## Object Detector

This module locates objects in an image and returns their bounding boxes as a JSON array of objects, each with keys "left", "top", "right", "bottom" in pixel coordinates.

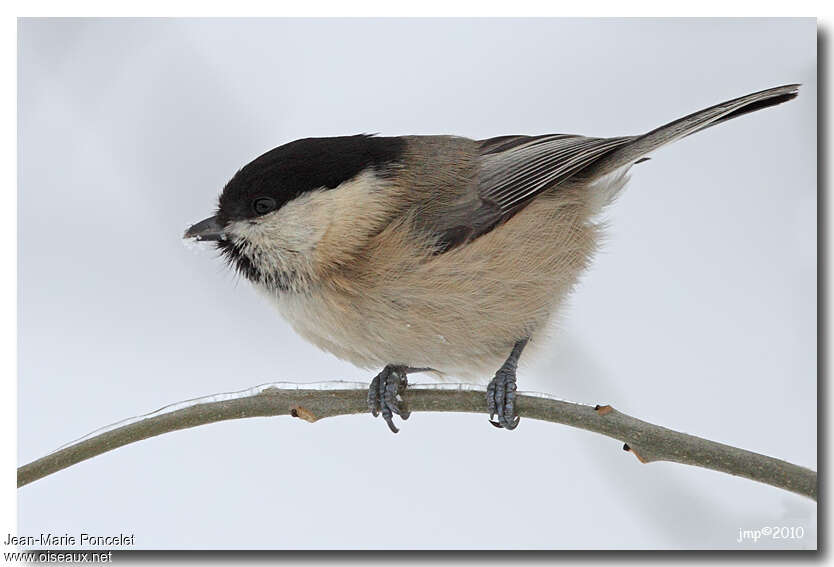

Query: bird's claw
[
  {"left": 367, "top": 365, "right": 410, "bottom": 433},
  {"left": 487, "top": 365, "right": 520, "bottom": 430}
]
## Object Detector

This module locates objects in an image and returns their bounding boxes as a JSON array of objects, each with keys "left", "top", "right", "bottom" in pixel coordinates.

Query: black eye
[{"left": 252, "top": 197, "right": 277, "bottom": 216}]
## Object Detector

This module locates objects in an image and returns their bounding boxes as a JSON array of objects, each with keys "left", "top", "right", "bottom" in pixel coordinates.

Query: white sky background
[{"left": 17, "top": 18, "right": 816, "bottom": 550}]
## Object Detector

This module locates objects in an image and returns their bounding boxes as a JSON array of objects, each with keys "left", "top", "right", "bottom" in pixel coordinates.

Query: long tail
[{"left": 581, "top": 84, "right": 800, "bottom": 180}]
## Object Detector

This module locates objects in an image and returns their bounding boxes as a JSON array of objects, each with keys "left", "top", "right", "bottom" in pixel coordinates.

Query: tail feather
[{"left": 580, "top": 84, "right": 800, "bottom": 180}]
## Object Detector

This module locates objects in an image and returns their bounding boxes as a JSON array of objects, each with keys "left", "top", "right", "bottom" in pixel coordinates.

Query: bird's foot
[
  {"left": 487, "top": 339, "right": 528, "bottom": 430},
  {"left": 487, "top": 364, "right": 519, "bottom": 430},
  {"left": 368, "top": 365, "right": 410, "bottom": 433}
]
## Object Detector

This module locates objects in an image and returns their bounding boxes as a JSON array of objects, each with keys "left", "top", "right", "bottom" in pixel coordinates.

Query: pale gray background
[{"left": 18, "top": 18, "right": 816, "bottom": 549}]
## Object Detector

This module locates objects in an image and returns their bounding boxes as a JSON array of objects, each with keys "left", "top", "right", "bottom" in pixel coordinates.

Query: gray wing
[
  {"left": 428, "top": 134, "right": 633, "bottom": 253},
  {"left": 429, "top": 133, "right": 632, "bottom": 252},
  {"left": 477, "top": 133, "right": 633, "bottom": 216},
  {"left": 477, "top": 85, "right": 800, "bottom": 211},
  {"left": 432, "top": 84, "right": 800, "bottom": 252}
]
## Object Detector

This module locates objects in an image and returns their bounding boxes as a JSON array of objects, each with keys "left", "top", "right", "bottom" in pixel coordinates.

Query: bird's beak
[{"left": 184, "top": 215, "right": 227, "bottom": 241}]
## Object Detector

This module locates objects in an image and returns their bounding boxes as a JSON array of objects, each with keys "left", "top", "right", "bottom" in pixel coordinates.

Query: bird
[{"left": 184, "top": 84, "right": 800, "bottom": 433}]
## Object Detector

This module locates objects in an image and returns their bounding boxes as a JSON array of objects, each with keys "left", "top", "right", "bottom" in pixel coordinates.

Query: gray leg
[
  {"left": 487, "top": 339, "right": 529, "bottom": 430},
  {"left": 367, "top": 365, "right": 410, "bottom": 433}
]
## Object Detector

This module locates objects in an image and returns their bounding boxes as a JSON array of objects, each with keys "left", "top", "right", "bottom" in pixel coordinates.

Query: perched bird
[{"left": 185, "top": 84, "right": 799, "bottom": 433}]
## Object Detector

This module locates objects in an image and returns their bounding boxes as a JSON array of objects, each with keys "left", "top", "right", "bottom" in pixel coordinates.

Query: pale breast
[{"left": 258, "top": 183, "right": 609, "bottom": 381}]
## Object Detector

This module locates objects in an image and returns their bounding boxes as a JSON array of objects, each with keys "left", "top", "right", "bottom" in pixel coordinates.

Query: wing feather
[{"left": 478, "top": 134, "right": 633, "bottom": 215}]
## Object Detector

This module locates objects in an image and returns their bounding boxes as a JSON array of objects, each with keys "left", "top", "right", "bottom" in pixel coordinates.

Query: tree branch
[{"left": 17, "top": 382, "right": 817, "bottom": 500}]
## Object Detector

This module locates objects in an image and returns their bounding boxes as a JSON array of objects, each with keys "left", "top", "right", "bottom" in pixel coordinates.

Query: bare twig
[{"left": 17, "top": 382, "right": 817, "bottom": 500}]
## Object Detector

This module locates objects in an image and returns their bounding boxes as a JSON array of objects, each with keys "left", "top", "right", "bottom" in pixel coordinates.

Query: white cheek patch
[
  {"left": 222, "top": 190, "right": 334, "bottom": 288},
  {"left": 228, "top": 191, "right": 326, "bottom": 251},
  {"left": 222, "top": 170, "right": 388, "bottom": 289}
]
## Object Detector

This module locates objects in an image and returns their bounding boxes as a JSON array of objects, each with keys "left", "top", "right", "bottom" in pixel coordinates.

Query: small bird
[{"left": 185, "top": 84, "right": 799, "bottom": 433}]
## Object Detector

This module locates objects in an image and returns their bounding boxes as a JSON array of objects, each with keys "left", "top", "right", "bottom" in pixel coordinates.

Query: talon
[
  {"left": 486, "top": 339, "right": 528, "bottom": 430},
  {"left": 384, "top": 416, "right": 400, "bottom": 434},
  {"left": 367, "top": 365, "right": 409, "bottom": 433},
  {"left": 487, "top": 369, "right": 517, "bottom": 429}
]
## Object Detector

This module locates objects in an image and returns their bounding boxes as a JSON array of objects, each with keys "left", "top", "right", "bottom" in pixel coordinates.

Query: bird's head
[{"left": 184, "top": 135, "right": 405, "bottom": 292}]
